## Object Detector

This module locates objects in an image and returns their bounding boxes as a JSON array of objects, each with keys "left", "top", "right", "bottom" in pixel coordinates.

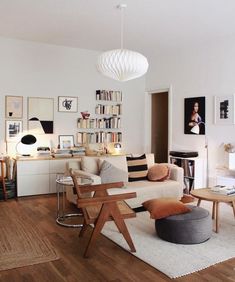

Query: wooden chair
[
  {"left": 0, "top": 160, "right": 7, "bottom": 200},
  {"left": 70, "top": 169, "right": 137, "bottom": 258}
]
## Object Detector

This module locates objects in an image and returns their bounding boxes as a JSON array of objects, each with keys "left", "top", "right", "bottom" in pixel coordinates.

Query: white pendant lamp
[{"left": 96, "top": 4, "right": 149, "bottom": 82}]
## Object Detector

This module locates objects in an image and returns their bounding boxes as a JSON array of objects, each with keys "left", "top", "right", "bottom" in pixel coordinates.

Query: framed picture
[
  {"left": 184, "top": 96, "right": 206, "bottom": 135},
  {"left": 58, "top": 96, "right": 78, "bottom": 112},
  {"left": 5, "top": 120, "right": 23, "bottom": 141},
  {"left": 28, "top": 97, "right": 54, "bottom": 134},
  {"left": 5, "top": 96, "right": 23, "bottom": 118},
  {"left": 214, "top": 95, "right": 235, "bottom": 125},
  {"left": 59, "top": 135, "right": 74, "bottom": 149}
]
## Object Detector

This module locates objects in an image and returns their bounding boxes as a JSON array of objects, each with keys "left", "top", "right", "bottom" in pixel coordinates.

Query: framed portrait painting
[
  {"left": 58, "top": 96, "right": 78, "bottom": 112},
  {"left": 59, "top": 135, "right": 74, "bottom": 149},
  {"left": 214, "top": 95, "right": 235, "bottom": 125},
  {"left": 5, "top": 96, "right": 23, "bottom": 118},
  {"left": 184, "top": 96, "right": 206, "bottom": 135},
  {"left": 28, "top": 97, "right": 54, "bottom": 134},
  {"left": 5, "top": 120, "right": 23, "bottom": 141}
]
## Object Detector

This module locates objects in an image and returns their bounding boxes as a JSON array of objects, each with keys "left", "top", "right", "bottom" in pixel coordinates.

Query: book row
[
  {"left": 96, "top": 90, "right": 122, "bottom": 102},
  {"left": 77, "top": 117, "right": 121, "bottom": 129},
  {"left": 95, "top": 104, "right": 122, "bottom": 115},
  {"left": 77, "top": 132, "right": 122, "bottom": 144}
]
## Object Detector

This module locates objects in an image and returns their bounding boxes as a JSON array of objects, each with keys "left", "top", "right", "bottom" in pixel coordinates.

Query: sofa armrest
[{"left": 157, "top": 163, "right": 184, "bottom": 189}]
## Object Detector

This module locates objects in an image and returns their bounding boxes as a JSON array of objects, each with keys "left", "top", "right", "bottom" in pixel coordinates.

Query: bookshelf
[
  {"left": 77, "top": 90, "right": 122, "bottom": 145},
  {"left": 169, "top": 156, "right": 205, "bottom": 193}
]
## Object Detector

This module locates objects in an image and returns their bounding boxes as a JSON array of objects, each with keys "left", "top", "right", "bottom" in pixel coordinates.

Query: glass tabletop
[{"left": 56, "top": 175, "right": 93, "bottom": 186}]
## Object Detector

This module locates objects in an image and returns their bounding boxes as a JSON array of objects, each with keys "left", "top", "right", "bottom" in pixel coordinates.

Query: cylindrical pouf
[{"left": 155, "top": 205, "right": 212, "bottom": 244}]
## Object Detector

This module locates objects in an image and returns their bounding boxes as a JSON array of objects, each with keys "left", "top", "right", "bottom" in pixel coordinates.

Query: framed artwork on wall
[
  {"left": 59, "top": 135, "right": 74, "bottom": 149},
  {"left": 5, "top": 96, "right": 23, "bottom": 118},
  {"left": 5, "top": 120, "right": 23, "bottom": 141},
  {"left": 184, "top": 96, "right": 206, "bottom": 135},
  {"left": 214, "top": 95, "right": 235, "bottom": 125},
  {"left": 58, "top": 96, "right": 78, "bottom": 112},
  {"left": 28, "top": 97, "right": 54, "bottom": 134}
]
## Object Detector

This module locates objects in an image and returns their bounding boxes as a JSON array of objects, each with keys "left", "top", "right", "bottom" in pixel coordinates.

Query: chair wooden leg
[
  {"left": 84, "top": 204, "right": 110, "bottom": 258},
  {"left": 79, "top": 219, "right": 88, "bottom": 237},
  {"left": 110, "top": 203, "right": 136, "bottom": 253}
]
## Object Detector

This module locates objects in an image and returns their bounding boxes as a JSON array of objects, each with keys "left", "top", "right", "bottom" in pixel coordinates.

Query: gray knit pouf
[{"left": 155, "top": 205, "right": 212, "bottom": 244}]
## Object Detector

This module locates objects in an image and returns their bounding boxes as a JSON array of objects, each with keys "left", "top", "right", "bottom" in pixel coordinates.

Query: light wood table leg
[
  {"left": 232, "top": 201, "right": 235, "bottom": 218},
  {"left": 197, "top": 199, "right": 201, "bottom": 207},
  {"left": 215, "top": 201, "right": 219, "bottom": 233},
  {"left": 212, "top": 201, "right": 216, "bottom": 220}
]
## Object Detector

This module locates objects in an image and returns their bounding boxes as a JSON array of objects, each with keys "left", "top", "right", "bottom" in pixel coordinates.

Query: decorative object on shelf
[
  {"left": 58, "top": 135, "right": 74, "bottom": 149},
  {"left": 5, "top": 96, "right": 23, "bottom": 118},
  {"left": 16, "top": 134, "right": 37, "bottom": 156},
  {"left": 96, "top": 4, "right": 148, "bottom": 82},
  {"left": 80, "top": 111, "right": 90, "bottom": 119},
  {"left": 224, "top": 143, "right": 235, "bottom": 153},
  {"left": 214, "top": 95, "right": 235, "bottom": 125},
  {"left": 58, "top": 96, "right": 78, "bottom": 113},
  {"left": 28, "top": 97, "right": 54, "bottom": 134},
  {"left": 5, "top": 120, "right": 23, "bottom": 141},
  {"left": 184, "top": 97, "right": 206, "bottom": 135}
]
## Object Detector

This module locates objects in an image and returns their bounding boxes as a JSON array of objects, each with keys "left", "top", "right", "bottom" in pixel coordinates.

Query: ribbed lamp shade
[{"left": 97, "top": 49, "right": 149, "bottom": 82}]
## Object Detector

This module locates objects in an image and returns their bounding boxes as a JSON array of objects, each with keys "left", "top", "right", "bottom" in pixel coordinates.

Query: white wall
[
  {"left": 0, "top": 37, "right": 146, "bottom": 156},
  {"left": 146, "top": 39, "right": 235, "bottom": 183}
]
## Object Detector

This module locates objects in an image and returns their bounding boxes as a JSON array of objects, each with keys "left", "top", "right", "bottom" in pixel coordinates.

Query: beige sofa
[{"left": 66, "top": 153, "right": 184, "bottom": 208}]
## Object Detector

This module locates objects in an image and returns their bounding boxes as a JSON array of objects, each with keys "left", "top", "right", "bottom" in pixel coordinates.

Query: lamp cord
[{"left": 118, "top": 4, "right": 127, "bottom": 50}]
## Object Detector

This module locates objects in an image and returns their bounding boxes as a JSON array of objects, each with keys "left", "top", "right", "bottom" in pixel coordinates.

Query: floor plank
[{"left": 0, "top": 195, "right": 235, "bottom": 282}]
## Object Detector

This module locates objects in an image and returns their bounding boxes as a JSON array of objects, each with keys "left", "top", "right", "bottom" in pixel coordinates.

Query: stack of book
[{"left": 211, "top": 185, "right": 235, "bottom": 196}]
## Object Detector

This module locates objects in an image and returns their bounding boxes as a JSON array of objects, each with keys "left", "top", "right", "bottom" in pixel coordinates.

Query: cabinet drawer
[
  {"left": 49, "top": 159, "right": 67, "bottom": 174},
  {"left": 17, "top": 160, "right": 49, "bottom": 175},
  {"left": 17, "top": 175, "right": 50, "bottom": 196}
]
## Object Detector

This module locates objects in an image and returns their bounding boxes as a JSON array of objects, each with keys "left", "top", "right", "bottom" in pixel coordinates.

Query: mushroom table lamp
[{"left": 16, "top": 134, "right": 37, "bottom": 156}]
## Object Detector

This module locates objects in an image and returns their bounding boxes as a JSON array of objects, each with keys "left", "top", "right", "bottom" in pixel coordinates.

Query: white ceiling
[{"left": 1, "top": 0, "right": 235, "bottom": 56}]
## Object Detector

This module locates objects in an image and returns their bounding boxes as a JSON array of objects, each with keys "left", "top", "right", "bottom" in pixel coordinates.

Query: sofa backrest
[{"left": 80, "top": 153, "right": 155, "bottom": 175}]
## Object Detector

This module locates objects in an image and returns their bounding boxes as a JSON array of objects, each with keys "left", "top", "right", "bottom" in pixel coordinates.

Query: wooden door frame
[{"left": 144, "top": 86, "right": 172, "bottom": 160}]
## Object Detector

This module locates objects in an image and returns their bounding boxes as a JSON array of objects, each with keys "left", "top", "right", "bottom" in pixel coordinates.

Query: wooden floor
[{"left": 0, "top": 195, "right": 235, "bottom": 282}]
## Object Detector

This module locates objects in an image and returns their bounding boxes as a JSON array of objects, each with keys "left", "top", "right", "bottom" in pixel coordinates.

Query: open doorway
[{"left": 151, "top": 91, "right": 169, "bottom": 163}]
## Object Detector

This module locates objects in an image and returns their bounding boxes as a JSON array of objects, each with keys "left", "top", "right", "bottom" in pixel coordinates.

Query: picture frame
[
  {"left": 5, "top": 96, "right": 23, "bottom": 118},
  {"left": 59, "top": 135, "right": 74, "bottom": 149},
  {"left": 58, "top": 96, "right": 78, "bottom": 112},
  {"left": 214, "top": 95, "right": 235, "bottom": 125},
  {"left": 5, "top": 120, "right": 23, "bottom": 141},
  {"left": 184, "top": 96, "right": 206, "bottom": 135},
  {"left": 28, "top": 97, "right": 54, "bottom": 134}
]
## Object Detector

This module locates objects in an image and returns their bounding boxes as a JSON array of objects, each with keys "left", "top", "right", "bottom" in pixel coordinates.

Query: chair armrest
[
  {"left": 72, "top": 169, "right": 101, "bottom": 185},
  {"left": 77, "top": 192, "right": 137, "bottom": 207},
  {"left": 79, "top": 182, "right": 124, "bottom": 193}
]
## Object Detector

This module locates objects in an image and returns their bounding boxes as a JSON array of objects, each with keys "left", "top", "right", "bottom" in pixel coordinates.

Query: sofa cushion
[
  {"left": 99, "top": 160, "right": 128, "bottom": 183},
  {"left": 147, "top": 164, "right": 169, "bottom": 181},
  {"left": 99, "top": 155, "right": 128, "bottom": 172},
  {"left": 126, "top": 154, "right": 148, "bottom": 182},
  {"left": 142, "top": 198, "right": 191, "bottom": 219},
  {"left": 81, "top": 156, "right": 99, "bottom": 175}
]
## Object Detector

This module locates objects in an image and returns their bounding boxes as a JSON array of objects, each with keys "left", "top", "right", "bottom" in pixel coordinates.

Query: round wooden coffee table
[{"left": 190, "top": 188, "right": 235, "bottom": 233}]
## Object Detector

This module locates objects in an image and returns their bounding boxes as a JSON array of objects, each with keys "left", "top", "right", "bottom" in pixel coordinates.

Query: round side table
[{"left": 56, "top": 174, "right": 93, "bottom": 228}]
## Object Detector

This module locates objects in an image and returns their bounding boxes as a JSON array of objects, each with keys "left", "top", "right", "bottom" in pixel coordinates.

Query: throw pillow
[
  {"left": 142, "top": 198, "right": 192, "bottom": 219},
  {"left": 147, "top": 164, "right": 169, "bottom": 182},
  {"left": 99, "top": 160, "right": 129, "bottom": 183},
  {"left": 126, "top": 154, "right": 148, "bottom": 182}
]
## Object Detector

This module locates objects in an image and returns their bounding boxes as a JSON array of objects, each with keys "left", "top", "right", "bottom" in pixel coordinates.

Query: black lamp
[{"left": 16, "top": 134, "right": 37, "bottom": 156}]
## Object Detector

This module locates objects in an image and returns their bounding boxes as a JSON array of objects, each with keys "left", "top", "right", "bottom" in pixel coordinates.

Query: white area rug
[{"left": 101, "top": 202, "right": 235, "bottom": 278}]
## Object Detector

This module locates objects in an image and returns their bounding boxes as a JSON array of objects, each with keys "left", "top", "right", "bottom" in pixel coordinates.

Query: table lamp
[{"left": 16, "top": 134, "right": 37, "bottom": 156}]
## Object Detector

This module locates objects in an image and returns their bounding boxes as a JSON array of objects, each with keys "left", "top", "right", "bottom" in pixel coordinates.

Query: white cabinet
[
  {"left": 16, "top": 157, "right": 80, "bottom": 196},
  {"left": 170, "top": 156, "right": 206, "bottom": 192}
]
